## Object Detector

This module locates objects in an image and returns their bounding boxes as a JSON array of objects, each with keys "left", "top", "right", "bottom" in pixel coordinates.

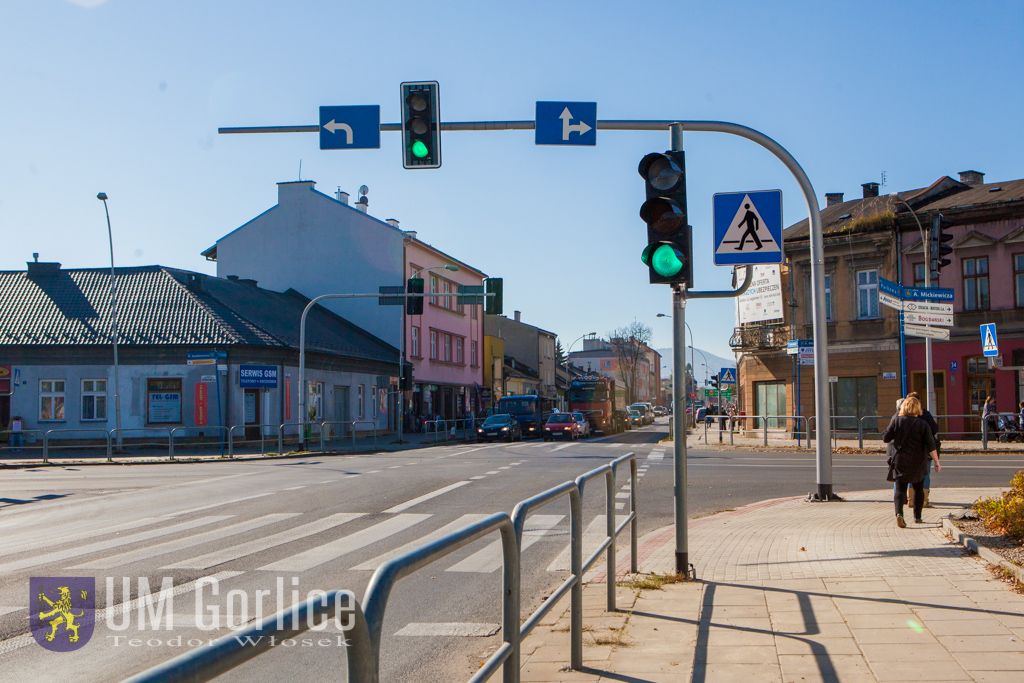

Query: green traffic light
[
  {"left": 411, "top": 140, "right": 429, "bottom": 159},
  {"left": 651, "top": 244, "right": 684, "bottom": 277}
]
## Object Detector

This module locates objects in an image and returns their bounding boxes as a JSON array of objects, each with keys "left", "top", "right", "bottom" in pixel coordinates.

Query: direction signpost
[
  {"left": 535, "top": 101, "right": 596, "bottom": 146},
  {"left": 318, "top": 105, "right": 381, "bottom": 150}
]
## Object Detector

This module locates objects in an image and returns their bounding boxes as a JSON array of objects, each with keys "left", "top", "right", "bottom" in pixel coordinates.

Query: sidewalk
[
  {"left": 522, "top": 487, "right": 1024, "bottom": 682},
  {"left": 688, "top": 428, "right": 1024, "bottom": 455}
]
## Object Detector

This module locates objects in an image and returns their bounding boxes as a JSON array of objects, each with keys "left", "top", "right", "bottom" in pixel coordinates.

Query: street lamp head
[
  {"left": 444, "top": 264, "right": 459, "bottom": 272},
  {"left": 97, "top": 192, "right": 108, "bottom": 201},
  {"left": 656, "top": 313, "right": 670, "bottom": 318}
]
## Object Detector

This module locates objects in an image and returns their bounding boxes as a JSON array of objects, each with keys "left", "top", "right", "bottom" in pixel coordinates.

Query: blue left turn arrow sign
[{"left": 319, "top": 105, "right": 380, "bottom": 150}]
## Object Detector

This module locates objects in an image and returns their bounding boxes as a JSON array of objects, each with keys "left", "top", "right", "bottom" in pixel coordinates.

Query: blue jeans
[{"left": 9, "top": 432, "right": 23, "bottom": 450}]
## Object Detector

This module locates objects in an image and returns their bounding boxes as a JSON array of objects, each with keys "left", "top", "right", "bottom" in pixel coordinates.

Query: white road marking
[
  {"left": 282, "top": 485, "right": 306, "bottom": 491},
  {"left": 4, "top": 516, "right": 167, "bottom": 557},
  {"left": 0, "top": 515, "right": 234, "bottom": 573},
  {"left": 353, "top": 514, "right": 489, "bottom": 571},
  {"left": 546, "top": 514, "right": 627, "bottom": 572},
  {"left": 485, "top": 470, "right": 500, "bottom": 475},
  {"left": 394, "top": 622, "right": 500, "bottom": 637},
  {"left": 470, "top": 475, "right": 487, "bottom": 480},
  {"left": 166, "top": 513, "right": 364, "bottom": 570},
  {"left": 498, "top": 466, "right": 511, "bottom": 470},
  {"left": 389, "top": 465, "right": 402, "bottom": 469},
  {"left": 510, "top": 462, "right": 523, "bottom": 466},
  {"left": 447, "top": 515, "right": 564, "bottom": 573},
  {"left": 615, "top": 502, "right": 626, "bottom": 510},
  {"left": 648, "top": 451, "right": 665, "bottom": 461},
  {"left": 382, "top": 481, "right": 471, "bottom": 514},
  {"left": 0, "top": 606, "right": 21, "bottom": 618},
  {"left": 165, "top": 491, "right": 275, "bottom": 517},
  {"left": 73, "top": 513, "right": 300, "bottom": 569},
  {"left": 366, "top": 469, "right": 382, "bottom": 474},
  {"left": 615, "top": 492, "right": 630, "bottom": 499},
  {"left": 258, "top": 514, "right": 430, "bottom": 572},
  {"left": 552, "top": 443, "right": 575, "bottom": 452}
]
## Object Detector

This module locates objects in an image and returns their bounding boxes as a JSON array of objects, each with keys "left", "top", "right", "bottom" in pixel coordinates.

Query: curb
[
  {"left": 942, "top": 516, "right": 1024, "bottom": 583},
  {"left": 0, "top": 439, "right": 469, "bottom": 469}
]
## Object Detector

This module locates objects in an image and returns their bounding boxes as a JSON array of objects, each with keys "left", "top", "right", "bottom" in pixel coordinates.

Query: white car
[{"left": 571, "top": 412, "right": 591, "bottom": 438}]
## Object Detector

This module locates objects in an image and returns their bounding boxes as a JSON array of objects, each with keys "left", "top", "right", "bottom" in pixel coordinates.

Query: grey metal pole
[
  {"left": 398, "top": 275, "right": 406, "bottom": 444},
  {"left": 672, "top": 286, "right": 689, "bottom": 574},
  {"left": 98, "top": 194, "right": 123, "bottom": 451}
]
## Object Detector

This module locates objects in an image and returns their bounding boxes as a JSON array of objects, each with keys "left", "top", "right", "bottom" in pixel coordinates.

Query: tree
[
  {"left": 608, "top": 321, "right": 653, "bottom": 404},
  {"left": 554, "top": 339, "right": 566, "bottom": 366}
]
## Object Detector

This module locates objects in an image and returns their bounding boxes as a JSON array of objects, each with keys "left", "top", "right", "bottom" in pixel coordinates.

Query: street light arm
[{"left": 685, "top": 265, "right": 753, "bottom": 299}]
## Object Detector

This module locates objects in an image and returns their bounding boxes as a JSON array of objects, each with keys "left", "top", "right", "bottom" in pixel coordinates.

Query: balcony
[{"left": 729, "top": 324, "right": 789, "bottom": 352}]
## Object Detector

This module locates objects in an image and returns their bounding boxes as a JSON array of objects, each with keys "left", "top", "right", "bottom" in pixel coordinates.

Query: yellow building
[{"left": 482, "top": 335, "right": 505, "bottom": 409}]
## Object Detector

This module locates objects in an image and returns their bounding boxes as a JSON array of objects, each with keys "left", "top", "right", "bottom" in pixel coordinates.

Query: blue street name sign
[
  {"left": 319, "top": 105, "right": 381, "bottom": 150},
  {"left": 239, "top": 365, "right": 278, "bottom": 389},
  {"left": 879, "top": 277, "right": 902, "bottom": 298},
  {"left": 980, "top": 323, "right": 999, "bottom": 358},
  {"left": 719, "top": 368, "right": 737, "bottom": 385},
  {"left": 187, "top": 350, "right": 227, "bottom": 366},
  {"left": 902, "top": 285, "right": 954, "bottom": 302},
  {"left": 535, "top": 101, "right": 596, "bottom": 146},
  {"left": 712, "top": 190, "right": 784, "bottom": 265}
]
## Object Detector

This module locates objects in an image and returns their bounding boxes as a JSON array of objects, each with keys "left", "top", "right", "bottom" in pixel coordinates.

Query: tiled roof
[
  {"left": 916, "top": 178, "right": 1024, "bottom": 211},
  {"left": 0, "top": 265, "right": 397, "bottom": 363}
]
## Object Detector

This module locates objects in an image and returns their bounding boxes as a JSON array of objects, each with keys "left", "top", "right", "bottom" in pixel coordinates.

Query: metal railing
[
  {"left": 42, "top": 428, "right": 112, "bottom": 463},
  {"left": 0, "top": 428, "right": 43, "bottom": 456},
  {"left": 168, "top": 426, "right": 229, "bottom": 460},
  {"left": 319, "top": 420, "right": 380, "bottom": 451},
  {"left": 129, "top": 451, "right": 639, "bottom": 683},
  {"left": 109, "top": 428, "right": 173, "bottom": 459}
]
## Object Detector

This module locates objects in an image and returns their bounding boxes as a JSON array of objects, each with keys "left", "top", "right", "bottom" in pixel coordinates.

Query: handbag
[{"left": 886, "top": 456, "right": 897, "bottom": 482}]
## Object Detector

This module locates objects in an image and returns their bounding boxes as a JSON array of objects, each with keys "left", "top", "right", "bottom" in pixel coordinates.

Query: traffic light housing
[
  {"left": 484, "top": 277, "right": 503, "bottom": 315},
  {"left": 929, "top": 212, "right": 953, "bottom": 282},
  {"left": 406, "top": 277, "right": 424, "bottom": 315},
  {"left": 400, "top": 363, "right": 413, "bottom": 391},
  {"left": 400, "top": 81, "right": 441, "bottom": 169},
  {"left": 709, "top": 374, "right": 719, "bottom": 389},
  {"left": 638, "top": 150, "right": 692, "bottom": 286}
]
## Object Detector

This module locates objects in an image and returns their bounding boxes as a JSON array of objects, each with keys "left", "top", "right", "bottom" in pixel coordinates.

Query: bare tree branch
[{"left": 608, "top": 321, "right": 653, "bottom": 405}]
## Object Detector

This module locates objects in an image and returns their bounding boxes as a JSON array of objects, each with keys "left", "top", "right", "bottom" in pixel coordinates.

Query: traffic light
[
  {"left": 638, "top": 151, "right": 691, "bottom": 286},
  {"left": 929, "top": 212, "right": 953, "bottom": 282},
  {"left": 484, "top": 277, "right": 503, "bottom": 315},
  {"left": 406, "top": 277, "right": 424, "bottom": 315},
  {"left": 709, "top": 374, "right": 719, "bottom": 389},
  {"left": 400, "top": 363, "right": 413, "bottom": 391},
  {"left": 400, "top": 81, "right": 441, "bottom": 169}
]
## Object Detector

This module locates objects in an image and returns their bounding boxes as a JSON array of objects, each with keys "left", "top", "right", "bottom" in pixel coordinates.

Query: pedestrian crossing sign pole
[{"left": 712, "top": 190, "right": 784, "bottom": 266}]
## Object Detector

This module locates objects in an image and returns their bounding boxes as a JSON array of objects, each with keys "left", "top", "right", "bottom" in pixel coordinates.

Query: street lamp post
[
  {"left": 97, "top": 193, "right": 123, "bottom": 451},
  {"left": 564, "top": 332, "right": 596, "bottom": 410},
  {"left": 657, "top": 313, "right": 696, "bottom": 412}
]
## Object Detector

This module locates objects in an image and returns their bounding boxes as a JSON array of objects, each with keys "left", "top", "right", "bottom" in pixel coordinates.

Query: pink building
[
  {"left": 403, "top": 235, "right": 486, "bottom": 425},
  {"left": 900, "top": 172, "right": 1024, "bottom": 435}
]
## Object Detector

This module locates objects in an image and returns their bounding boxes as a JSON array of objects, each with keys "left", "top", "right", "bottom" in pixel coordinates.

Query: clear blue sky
[{"left": 2, "top": 0, "right": 1021, "bottom": 359}]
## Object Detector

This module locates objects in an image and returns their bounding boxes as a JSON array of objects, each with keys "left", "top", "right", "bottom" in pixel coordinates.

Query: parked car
[
  {"left": 627, "top": 409, "right": 644, "bottom": 428},
  {"left": 571, "top": 411, "right": 591, "bottom": 438},
  {"left": 477, "top": 413, "right": 522, "bottom": 442},
  {"left": 543, "top": 413, "right": 581, "bottom": 440}
]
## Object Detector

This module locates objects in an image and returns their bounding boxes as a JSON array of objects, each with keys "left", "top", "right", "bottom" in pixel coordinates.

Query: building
[
  {"left": 482, "top": 334, "right": 505, "bottom": 409},
  {"left": 0, "top": 263, "right": 398, "bottom": 443},
  {"left": 568, "top": 337, "right": 662, "bottom": 406},
  {"left": 733, "top": 171, "right": 1024, "bottom": 435},
  {"left": 485, "top": 311, "right": 558, "bottom": 405},
  {"left": 403, "top": 236, "right": 486, "bottom": 423}
]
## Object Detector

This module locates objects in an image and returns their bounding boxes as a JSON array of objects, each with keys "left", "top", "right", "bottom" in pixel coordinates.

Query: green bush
[{"left": 974, "top": 469, "right": 1024, "bottom": 539}]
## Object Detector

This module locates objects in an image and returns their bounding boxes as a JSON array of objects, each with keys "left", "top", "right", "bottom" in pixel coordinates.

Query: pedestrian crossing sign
[
  {"left": 719, "top": 368, "right": 737, "bottom": 385},
  {"left": 713, "top": 190, "right": 783, "bottom": 266},
  {"left": 980, "top": 322, "right": 999, "bottom": 357}
]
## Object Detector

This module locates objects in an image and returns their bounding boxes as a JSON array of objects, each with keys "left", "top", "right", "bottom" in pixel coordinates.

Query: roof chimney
[
  {"left": 959, "top": 170, "right": 984, "bottom": 187},
  {"left": 27, "top": 261, "right": 61, "bottom": 277},
  {"left": 186, "top": 273, "right": 203, "bottom": 292},
  {"left": 335, "top": 187, "right": 349, "bottom": 205},
  {"left": 355, "top": 195, "right": 368, "bottom": 213},
  {"left": 514, "top": 310, "right": 521, "bottom": 322},
  {"left": 386, "top": 218, "right": 400, "bottom": 228},
  {"left": 238, "top": 278, "right": 258, "bottom": 287},
  {"left": 861, "top": 182, "right": 880, "bottom": 198},
  {"left": 825, "top": 192, "right": 844, "bottom": 207}
]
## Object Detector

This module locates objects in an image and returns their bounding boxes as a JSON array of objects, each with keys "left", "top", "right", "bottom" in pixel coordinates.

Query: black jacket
[{"left": 883, "top": 415, "right": 937, "bottom": 483}]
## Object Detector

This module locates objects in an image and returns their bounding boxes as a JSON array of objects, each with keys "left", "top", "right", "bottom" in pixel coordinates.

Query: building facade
[
  {"left": 568, "top": 337, "right": 662, "bottom": 406},
  {"left": 484, "top": 311, "right": 559, "bottom": 405}
]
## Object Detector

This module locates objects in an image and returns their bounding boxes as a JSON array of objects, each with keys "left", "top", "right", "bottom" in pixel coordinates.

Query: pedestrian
[
  {"left": 904, "top": 392, "right": 940, "bottom": 508},
  {"left": 1017, "top": 401, "right": 1024, "bottom": 431},
  {"left": 9, "top": 415, "right": 24, "bottom": 452},
  {"left": 983, "top": 396, "right": 999, "bottom": 436},
  {"left": 883, "top": 395, "right": 941, "bottom": 527}
]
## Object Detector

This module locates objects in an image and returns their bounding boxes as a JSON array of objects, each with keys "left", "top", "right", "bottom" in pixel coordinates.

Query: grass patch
[
  {"left": 617, "top": 572, "right": 688, "bottom": 590},
  {"left": 988, "top": 565, "right": 1024, "bottom": 595}
]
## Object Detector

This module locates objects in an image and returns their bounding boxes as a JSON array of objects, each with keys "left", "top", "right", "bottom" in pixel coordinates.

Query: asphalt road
[{"left": 1, "top": 418, "right": 1022, "bottom": 682}]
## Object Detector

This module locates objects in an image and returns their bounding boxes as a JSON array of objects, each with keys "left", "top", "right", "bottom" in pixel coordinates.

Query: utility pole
[{"left": 97, "top": 193, "right": 123, "bottom": 451}]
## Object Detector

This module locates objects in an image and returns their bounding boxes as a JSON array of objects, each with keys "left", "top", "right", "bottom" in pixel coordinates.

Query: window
[
  {"left": 40, "top": 379, "right": 65, "bottom": 421},
  {"left": 411, "top": 325, "right": 421, "bottom": 357},
  {"left": 305, "top": 381, "right": 323, "bottom": 421},
  {"left": 441, "top": 280, "right": 451, "bottom": 310},
  {"left": 471, "top": 304, "right": 478, "bottom": 320},
  {"left": 147, "top": 378, "right": 182, "bottom": 424},
  {"left": 456, "top": 337, "right": 464, "bottom": 364},
  {"left": 603, "top": 360, "right": 612, "bottom": 369},
  {"left": 856, "top": 269, "right": 879, "bottom": 319},
  {"left": 81, "top": 379, "right": 107, "bottom": 421},
  {"left": 470, "top": 340, "right": 478, "bottom": 367},
  {"left": 370, "top": 387, "right": 378, "bottom": 418},
  {"left": 430, "top": 274, "right": 439, "bottom": 305},
  {"left": 834, "top": 377, "right": 878, "bottom": 431},
  {"left": 913, "top": 263, "right": 926, "bottom": 287},
  {"left": 824, "top": 274, "right": 833, "bottom": 322},
  {"left": 1016, "top": 255, "right": 1024, "bottom": 308},
  {"left": 430, "top": 330, "right": 438, "bottom": 360},
  {"left": 357, "top": 385, "right": 365, "bottom": 419},
  {"left": 443, "top": 334, "right": 452, "bottom": 362},
  {"left": 963, "top": 256, "right": 990, "bottom": 311}
]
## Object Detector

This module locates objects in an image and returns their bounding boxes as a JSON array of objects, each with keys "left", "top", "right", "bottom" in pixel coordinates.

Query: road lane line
[
  {"left": 258, "top": 514, "right": 431, "bottom": 572},
  {"left": 165, "top": 491, "right": 275, "bottom": 517},
  {"left": 470, "top": 475, "right": 487, "bottom": 480},
  {"left": 394, "top": 622, "right": 500, "bottom": 637},
  {"left": 485, "top": 470, "right": 500, "bottom": 475},
  {"left": 447, "top": 515, "right": 564, "bottom": 573},
  {"left": 0, "top": 515, "right": 234, "bottom": 574},
  {"left": 72, "top": 513, "right": 300, "bottom": 569},
  {"left": 353, "top": 514, "right": 489, "bottom": 570},
  {"left": 648, "top": 451, "right": 665, "bottom": 460},
  {"left": 382, "top": 481, "right": 471, "bottom": 514},
  {"left": 552, "top": 443, "right": 575, "bottom": 452},
  {"left": 167, "top": 513, "right": 365, "bottom": 569},
  {"left": 3, "top": 516, "right": 168, "bottom": 557},
  {"left": 282, "top": 485, "right": 306, "bottom": 491}
]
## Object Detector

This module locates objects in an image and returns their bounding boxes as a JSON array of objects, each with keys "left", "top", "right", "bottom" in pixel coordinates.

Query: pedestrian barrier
[
  {"left": 108, "top": 428, "right": 173, "bottom": 461},
  {"left": 0, "top": 428, "right": 43, "bottom": 457},
  {"left": 127, "top": 451, "right": 639, "bottom": 683},
  {"left": 168, "top": 426, "right": 229, "bottom": 460},
  {"left": 42, "top": 428, "right": 112, "bottom": 463},
  {"left": 857, "top": 414, "right": 989, "bottom": 450},
  {"left": 319, "top": 420, "right": 379, "bottom": 451}
]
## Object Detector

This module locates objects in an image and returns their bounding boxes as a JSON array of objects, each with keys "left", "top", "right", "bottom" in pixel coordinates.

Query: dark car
[
  {"left": 613, "top": 409, "right": 632, "bottom": 431},
  {"left": 476, "top": 413, "right": 522, "bottom": 442},
  {"left": 543, "top": 413, "right": 581, "bottom": 441}
]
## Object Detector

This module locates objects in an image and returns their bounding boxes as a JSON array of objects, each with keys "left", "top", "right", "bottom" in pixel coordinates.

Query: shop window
[
  {"left": 147, "top": 378, "right": 182, "bottom": 424},
  {"left": 40, "top": 379, "right": 65, "bottom": 421}
]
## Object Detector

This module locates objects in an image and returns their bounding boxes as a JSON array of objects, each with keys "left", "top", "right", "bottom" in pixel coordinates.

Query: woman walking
[{"left": 883, "top": 395, "right": 941, "bottom": 527}]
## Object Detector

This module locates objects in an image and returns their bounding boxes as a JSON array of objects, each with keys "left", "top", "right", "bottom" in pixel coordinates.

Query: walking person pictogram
[{"left": 736, "top": 203, "right": 763, "bottom": 251}]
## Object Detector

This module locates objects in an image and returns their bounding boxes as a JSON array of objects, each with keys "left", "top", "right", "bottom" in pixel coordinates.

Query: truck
[
  {"left": 568, "top": 374, "right": 620, "bottom": 434},
  {"left": 494, "top": 394, "right": 555, "bottom": 438}
]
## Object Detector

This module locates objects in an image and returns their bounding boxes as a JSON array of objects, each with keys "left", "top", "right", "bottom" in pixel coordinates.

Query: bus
[
  {"left": 568, "top": 375, "right": 619, "bottom": 434},
  {"left": 495, "top": 394, "right": 554, "bottom": 438}
]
